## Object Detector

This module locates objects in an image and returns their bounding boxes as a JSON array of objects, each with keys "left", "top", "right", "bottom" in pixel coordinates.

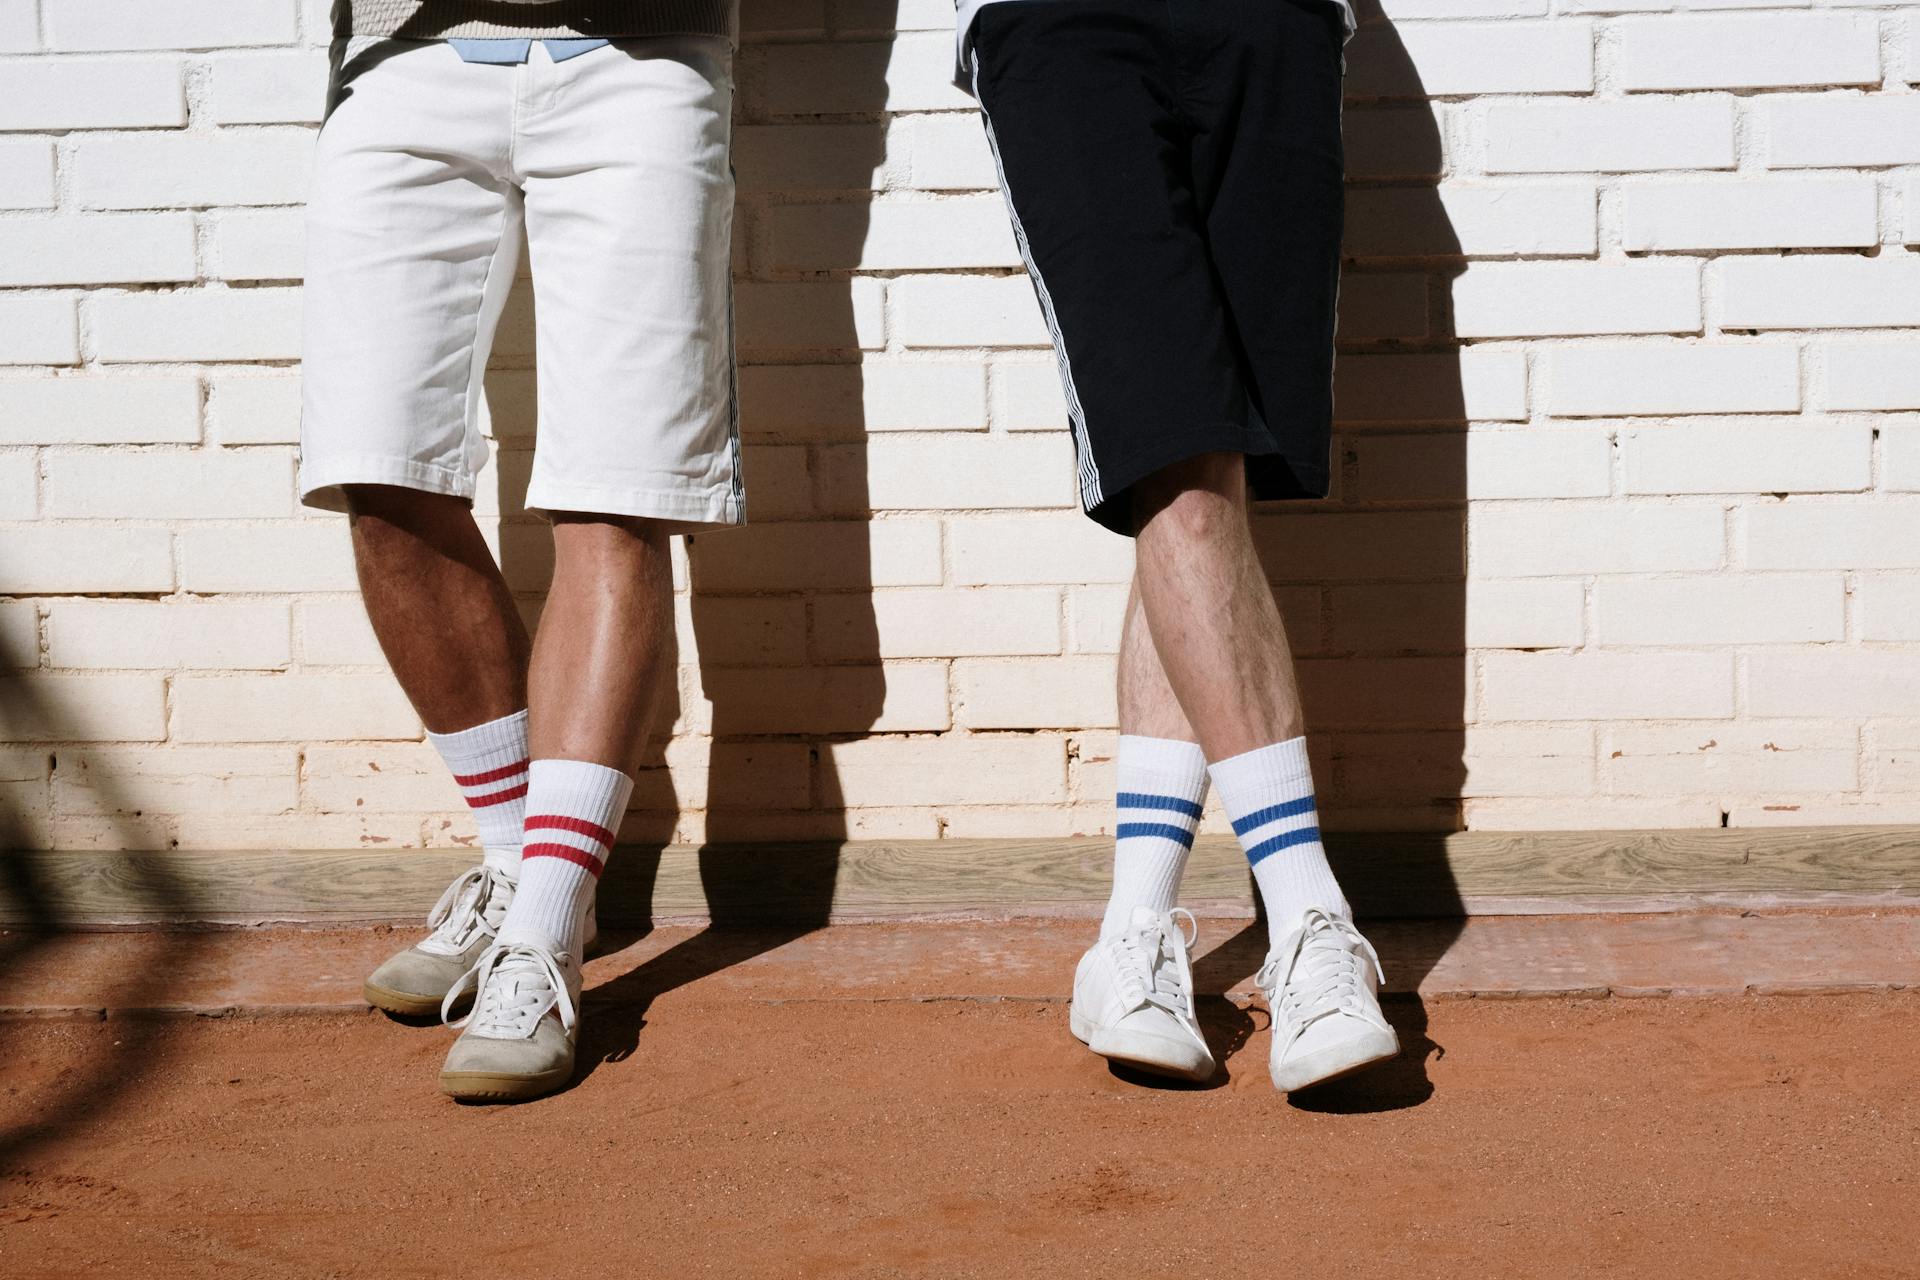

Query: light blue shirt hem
[{"left": 448, "top": 37, "right": 612, "bottom": 64}]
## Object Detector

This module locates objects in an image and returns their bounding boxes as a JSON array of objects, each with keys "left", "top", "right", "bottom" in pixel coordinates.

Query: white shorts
[{"left": 299, "top": 37, "right": 743, "bottom": 527}]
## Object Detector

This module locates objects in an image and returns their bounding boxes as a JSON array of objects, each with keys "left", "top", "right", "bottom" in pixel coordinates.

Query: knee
[{"left": 1133, "top": 454, "right": 1248, "bottom": 544}]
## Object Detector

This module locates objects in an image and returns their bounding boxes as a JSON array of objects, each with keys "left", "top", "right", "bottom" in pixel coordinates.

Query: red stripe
[
  {"left": 452, "top": 759, "right": 530, "bottom": 787},
  {"left": 523, "top": 814, "right": 615, "bottom": 847},
  {"left": 522, "top": 842, "right": 605, "bottom": 878},
  {"left": 464, "top": 781, "right": 528, "bottom": 809}
]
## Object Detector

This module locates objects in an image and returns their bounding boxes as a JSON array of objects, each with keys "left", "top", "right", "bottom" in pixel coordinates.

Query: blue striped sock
[
  {"left": 1101, "top": 736, "right": 1209, "bottom": 940},
  {"left": 1209, "top": 737, "right": 1349, "bottom": 949}
]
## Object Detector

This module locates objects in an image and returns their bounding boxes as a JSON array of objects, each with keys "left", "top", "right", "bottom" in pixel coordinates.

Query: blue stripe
[
  {"left": 1231, "top": 796, "right": 1318, "bottom": 836},
  {"left": 1116, "top": 823, "right": 1197, "bottom": 849},
  {"left": 1245, "top": 825, "right": 1322, "bottom": 866},
  {"left": 1116, "top": 792, "right": 1204, "bottom": 820}
]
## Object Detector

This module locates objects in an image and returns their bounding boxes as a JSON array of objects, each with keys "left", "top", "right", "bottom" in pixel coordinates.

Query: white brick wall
[{"left": 4, "top": 0, "right": 1920, "bottom": 850}]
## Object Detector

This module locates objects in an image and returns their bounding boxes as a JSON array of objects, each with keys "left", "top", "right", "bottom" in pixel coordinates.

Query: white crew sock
[
  {"left": 1208, "top": 737, "right": 1350, "bottom": 950},
  {"left": 1101, "top": 736, "right": 1210, "bottom": 939},
  {"left": 496, "top": 759, "right": 634, "bottom": 956},
  {"left": 427, "top": 710, "right": 530, "bottom": 874}
]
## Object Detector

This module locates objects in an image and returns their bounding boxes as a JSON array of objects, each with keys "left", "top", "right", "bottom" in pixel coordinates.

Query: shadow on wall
[
  {"left": 482, "top": 0, "right": 899, "bottom": 1064},
  {"left": 0, "top": 655, "right": 205, "bottom": 1166},
  {"left": 1191, "top": 6, "right": 1471, "bottom": 1110}
]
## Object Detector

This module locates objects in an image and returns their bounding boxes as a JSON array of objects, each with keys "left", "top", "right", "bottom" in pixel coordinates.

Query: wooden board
[{"left": 4, "top": 827, "right": 1920, "bottom": 928}]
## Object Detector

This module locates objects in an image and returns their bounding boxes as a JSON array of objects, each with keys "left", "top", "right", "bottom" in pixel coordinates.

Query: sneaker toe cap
[
  {"left": 1089, "top": 1009, "right": 1215, "bottom": 1080},
  {"left": 366, "top": 948, "right": 469, "bottom": 1001},
  {"left": 1270, "top": 1013, "right": 1399, "bottom": 1092}
]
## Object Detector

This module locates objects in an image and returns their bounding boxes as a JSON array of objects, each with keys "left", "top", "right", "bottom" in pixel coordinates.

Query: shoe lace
[
  {"left": 1255, "top": 908, "right": 1386, "bottom": 1050},
  {"left": 1106, "top": 907, "right": 1202, "bottom": 1025},
  {"left": 417, "top": 864, "right": 513, "bottom": 957},
  {"left": 442, "top": 943, "right": 576, "bottom": 1038}
]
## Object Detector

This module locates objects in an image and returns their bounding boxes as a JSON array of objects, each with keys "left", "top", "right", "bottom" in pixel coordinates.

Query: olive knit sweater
[{"left": 333, "top": 0, "right": 734, "bottom": 42}]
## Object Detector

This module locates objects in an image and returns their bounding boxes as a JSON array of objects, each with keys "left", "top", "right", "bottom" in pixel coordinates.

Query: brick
[
  {"left": 1327, "top": 583, "right": 1467, "bottom": 655},
  {"left": 1544, "top": 344, "right": 1799, "bottom": 416},
  {"left": 1623, "top": 420, "right": 1870, "bottom": 494},
  {"left": 210, "top": 208, "right": 305, "bottom": 281},
  {"left": 1622, "top": 178, "right": 1879, "bottom": 251},
  {"left": 893, "top": 275, "right": 1049, "bottom": 348},
  {"left": 1338, "top": 274, "right": 1429, "bottom": 341},
  {"left": 1879, "top": 424, "right": 1920, "bottom": 491},
  {"left": 46, "top": 448, "right": 292, "bottom": 519},
  {"left": 8, "top": 213, "right": 200, "bottom": 290},
  {"left": 44, "top": 0, "right": 298, "bottom": 50},
  {"left": 301, "top": 744, "right": 463, "bottom": 814},
  {"left": 1749, "top": 650, "right": 1920, "bottom": 718},
  {"left": 1351, "top": 430, "right": 1612, "bottom": 501},
  {"left": 1344, "top": 107, "right": 1447, "bottom": 181},
  {"left": 1747, "top": 505, "right": 1920, "bottom": 570},
  {"left": 691, "top": 661, "right": 951, "bottom": 734},
  {"left": 734, "top": 123, "right": 890, "bottom": 192},
  {"left": 295, "top": 598, "right": 384, "bottom": 666},
  {"left": 1482, "top": 651, "right": 1734, "bottom": 720},
  {"left": 0, "top": 601, "right": 37, "bottom": 665},
  {"left": 0, "top": 295, "right": 80, "bottom": 366},
  {"left": 762, "top": 35, "right": 975, "bottom": 116},
  {"left": 899, "top": 113, "right": 998, "bottom": 190},
  {"left": 1255, "top": 510, "right": 1465, "bottom": 582},
  {"left": 173, "top": 674, "right": 419, "bottom": 742},
  {"left": 864, "top": 434, "right": 1075, "bottom": 509},
  {"left": 0, "top": 449, "right": 36, "bottom": 518},
  {"left": 1452, "top": 261, "right": 1701, "bottom": 339},
  {"left": 207, "top": 50, "right": 329, "bottom": 123},
  {"left": 1465, "top": 796, "right": 1725, "bottom": 832},
  {"left": 0, "top": 527, "right": 173, "bottom": 593},
  {"left": 1485, "top": 97, "right": 1737, "bottom": 173},
  {"left": 953, "top": 657, "right": 1114, "bottom": 729},
  {"left": 55, "top": 746, "right": 298, "bottom": 815},
  {"left": 1764, "top": 96, "right": 1920, "bottom": 168},
  {"left": 1471, "top": 504, "right": 1725, "bottom": 576},
  {"left": 1372, "top": 0, "right": 1549, "bottom": 13},
  {"left": 0, "top": 140, "right": 55, "bottom": 209},
  {"left": 93, "top": 288, "right": 303, "bottom": 363},
  {"left": 1602, "top": 723, "right": 1858, "bottom": 795},
  {"left": 949, "top": 514, "right": 1134, "bottom": 585},
  {"left": 1858, "top": 575, "right": 1920, "bottom": 641},
  {"left": 0, "top": 0, "right": 36, "bottom": 49},
  {"left": 206, "top": 374, "right": 301, "bottom": 444},
  {"left": 675, "top": 596, "right": 809, "bottom": 667},
  {"left": 1067, "top": 584, "right": 1130, "bottom": 655},
  {"left": 1465, "top": 578, "right": 1586, "bottom": 648},
  {"left": 1345, "top": 21, "right": 1593, "bottom": 96},
  {"left": 993, "top": 358, "right": 1069, "bottom": 430},
  {"left": 735, "top": 280, "right": 885, "bottom": 352},
  {"left": 1595, "top": 575, "right": 1845, "bottom": 645},
  {"left": 1618, "top": 13, "right": 1879, "bottom": 90},
  {"left": 0, "top": 375, "right": 201, "bottom": 445},
  {"left": 1719, "top": 257, "right": 1920, "bottom": 330},
  {"left": 1334, "top": 350, "right": 1528, "bottom": 424},
  {"left": 826, "top": 735, "right": 1068, "bottom": 806},
  {"left": 48, "top": 600, "right": 291, "bottom": 670},
  {"left": 766, "top": 199, "right": 1019, "bottom": 271},
  {"left": 0, "top": 675, "right": 168, "bottom": 740},
  {"left": 0, "top": 58, "right": 185, "bottom": 130},
  {"left": 835, "top": 0, "right": 953, "bottom": 32},
  {"left": 738, "top": 362, "right": 987, "bottom": 438},
  {"left": 1458, "top": 725, "right": 1595, "bottom": 799},
  {"left": 1299, "top": 656, "right": 1469, "bottom": 729},
  {"left": 1344, "top": 183, "right": 1598, "bottom": 258},
  {"left": 814, "top": 587, "right": 1060, "bottom": 659},
  {"left": 178, "top": 522, "right": 357, "bottom": 591},
  {"left": 74, "top": 132, "right": 312, "bottom": 209},
  {"left": 686, "top": 519, "right": 941, "bottom": 592}
]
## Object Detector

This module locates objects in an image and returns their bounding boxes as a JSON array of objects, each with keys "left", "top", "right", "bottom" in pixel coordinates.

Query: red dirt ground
[{"left": 3, "top": 991, "right": 1917, "bottom": 1279}]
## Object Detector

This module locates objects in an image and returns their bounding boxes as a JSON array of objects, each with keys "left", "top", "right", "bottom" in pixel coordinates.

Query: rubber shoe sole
[
  {"left": 1270, "top": 1025, "right": 1400, "bottom": 1093},
  {"left": 1070, "top": 1006, "right": 1214, "bottom": 1082},
  {"left": 439, "top": 1065, "right": 573, "bottom": 1103},
  {"left": 363, "top": 979, "right": 460, "bottom": 1019}
]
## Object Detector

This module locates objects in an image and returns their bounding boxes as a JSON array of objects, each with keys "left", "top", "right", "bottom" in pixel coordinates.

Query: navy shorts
[{"left": 970, "top": 0, "right": 1347, "bottom": 534}]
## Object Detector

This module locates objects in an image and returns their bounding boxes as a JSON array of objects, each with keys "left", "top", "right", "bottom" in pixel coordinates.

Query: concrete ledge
[{"left": 5, "top": 826, "right": 1920, "bottom": 927}]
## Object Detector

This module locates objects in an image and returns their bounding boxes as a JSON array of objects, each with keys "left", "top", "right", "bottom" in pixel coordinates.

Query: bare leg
[
  {"left": 528, "top": 512, "right": 674, "bottom": 776},
  {"left": 1116, "top": 579, "right": 1198, "bottom": 744},
  {"left": 1129, "top": 452, "right": 1304, "bottom": 760},
  {"left": 346, "top": 486, "right": 529, "bottom": 733}
]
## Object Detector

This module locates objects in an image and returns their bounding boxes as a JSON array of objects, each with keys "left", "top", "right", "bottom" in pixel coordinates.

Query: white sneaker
[
  {"left": 1069, "top": 906, "right": 1216, "bottom": 1082},
  {"left": 1257, "top": 906, "right": 1400, "bottom": 1093},
  {"left": 438, "top": 937, "right": 582, "bottom": 1102},
  {"left": 363, "top": 864, "right": 596, "bottom": 1018}
]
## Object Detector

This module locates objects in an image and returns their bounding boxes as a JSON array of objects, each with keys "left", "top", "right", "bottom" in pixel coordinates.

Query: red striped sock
[
  {"left": 427, "top": 711, "right": 530, "bottom": 870},
  {"left": 498, "top": 759, "right": 634, "bottom": 954}
]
